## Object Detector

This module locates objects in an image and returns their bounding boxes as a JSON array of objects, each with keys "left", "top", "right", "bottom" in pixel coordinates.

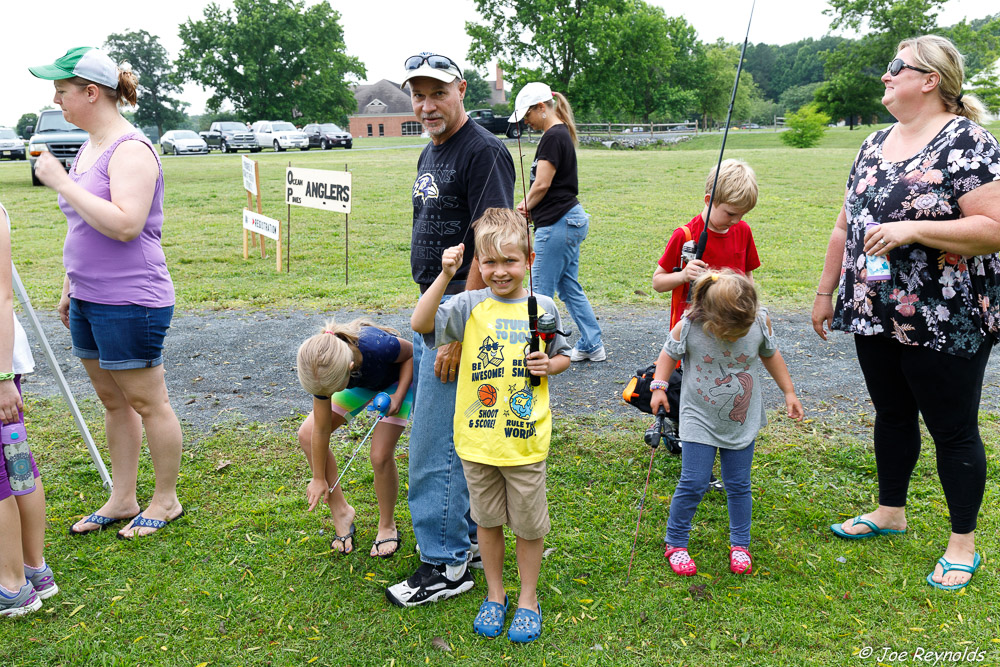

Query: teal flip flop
[
  {"left": 830, "top": 516, "right": 906, "bottom": 540},
  {"left": 926, "top": 552, "right": 981, "bottom": 591}
]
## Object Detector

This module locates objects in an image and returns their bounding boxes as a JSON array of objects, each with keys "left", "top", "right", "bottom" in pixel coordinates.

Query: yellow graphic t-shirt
[{"left": 428, "top": 289, "right": 570, "bottom": 466}]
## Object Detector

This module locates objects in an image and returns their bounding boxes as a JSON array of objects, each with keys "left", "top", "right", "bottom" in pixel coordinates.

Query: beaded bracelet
[
  {"left": 649, "top": 379, "right": 668, "bottom": 391},
  {"left": 0, "top": 372, "right": 15, "bottom": 382}
]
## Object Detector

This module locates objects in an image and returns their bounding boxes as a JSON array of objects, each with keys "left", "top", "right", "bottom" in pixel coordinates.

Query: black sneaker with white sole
[{"left": 385, "top": 561, "right": 474, "bottom": 607}]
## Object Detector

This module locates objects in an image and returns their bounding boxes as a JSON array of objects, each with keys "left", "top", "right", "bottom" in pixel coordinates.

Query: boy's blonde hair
[
  {"left": 706, "top": 159, "right": 758, "bottom": 213},
  {"left": 473, "top": 207, "right": 530, "bottom": 260},
  {"left": 897, "top": 35, "right": 986, "bottom": 125},
  {"left": 686, "top": 269, "right": 759, "bottom": 341},
  {"left": 296, "top": 318, "right": 400, "bottom": 396}
]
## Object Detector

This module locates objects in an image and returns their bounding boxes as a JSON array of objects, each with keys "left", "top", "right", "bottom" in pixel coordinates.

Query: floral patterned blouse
[{"left": 833, "top": 117, "right": 1000, "bottom": 358}]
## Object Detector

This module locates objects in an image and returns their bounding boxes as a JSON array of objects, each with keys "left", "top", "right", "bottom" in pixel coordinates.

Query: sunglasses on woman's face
[
  {"left": 404, "top": 53, "right": 461, "bottom": 74},
  {"left": 886, "top": 58, "right": 932, "bottom": 77}
]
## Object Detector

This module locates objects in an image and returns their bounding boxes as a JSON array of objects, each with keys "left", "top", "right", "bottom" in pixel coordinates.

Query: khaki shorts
[{"left": 460, "top": 459, "right": 550, "bottom": 540}]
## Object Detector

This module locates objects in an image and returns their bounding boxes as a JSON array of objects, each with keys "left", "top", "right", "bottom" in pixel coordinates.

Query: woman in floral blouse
[{"left": 812, "top": 35, "right": 1000, "bottom": 591}]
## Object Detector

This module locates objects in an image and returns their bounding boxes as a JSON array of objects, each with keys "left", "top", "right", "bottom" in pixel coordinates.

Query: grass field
[
  {"left": 1, "top": 128, "right": 868, "bottom": 312},
  {"left": 1, "top": 126, "right": 998, "bottom": 664}
]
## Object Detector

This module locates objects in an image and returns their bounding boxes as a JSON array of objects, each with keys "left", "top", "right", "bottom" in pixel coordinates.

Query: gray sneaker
[
  {"left": 25, "top": 564, "right": 59, "bottom": 600},
  {"left": 568, "top": 345, "right": 607, "bottom": 362},
  {"left": 468, "top": 541, "right": 483, "bottom": 570},
  {"left": 0, "top": 582, "right": 42, "bottom": 618}
]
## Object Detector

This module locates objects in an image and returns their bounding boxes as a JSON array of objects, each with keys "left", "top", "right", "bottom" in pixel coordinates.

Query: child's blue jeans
[{"left": 665, "top": 440, "right": 755, "bottom": 549}]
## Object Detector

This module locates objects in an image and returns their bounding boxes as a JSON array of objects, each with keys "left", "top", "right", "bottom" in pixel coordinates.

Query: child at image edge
[
  {"left": 411, "top": 208, "right": 571, "bottom": 643},
  {"left": 653, "top": 158, "right": 761, "bottom": 330},
  {"left": 651, "top": 270, "right": 803, "bottom": 576},
  {"left": 0, "top": 201, "right": 58, "bottom": 618},
  {"left": 296, "top": 318, "right": 413, "bottom": 558}
]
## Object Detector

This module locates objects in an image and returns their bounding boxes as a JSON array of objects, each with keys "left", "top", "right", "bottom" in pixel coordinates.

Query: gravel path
[{"left": 22, "top": 306, "right": 1000, "bottom": 436}]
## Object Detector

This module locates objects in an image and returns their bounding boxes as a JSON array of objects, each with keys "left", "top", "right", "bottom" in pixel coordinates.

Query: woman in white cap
[
  {"left": 29, "top": 47, "right": 184, "bottom": 540},
  {"left": 512, "top": 83, "right": 605, "bottom": 362}
]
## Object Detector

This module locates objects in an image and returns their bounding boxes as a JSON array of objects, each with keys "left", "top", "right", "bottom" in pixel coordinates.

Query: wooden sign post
[
  {"left": 285, "top": 164, "right": 353, "bottom": 280},
  {"left": 242, "top": 156, "right": 265, "bottom": 259},
  {"left": 242, "top": 210, "right": 282, "bottom": 272}
]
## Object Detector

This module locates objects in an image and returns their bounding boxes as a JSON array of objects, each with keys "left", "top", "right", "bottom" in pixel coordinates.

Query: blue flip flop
[
  {"left": 926, "top": 552, "right": 981, "bottom": 591},
  {"left": 473, "top": 596, "right": 508, "bottom": 638},
  {"left": 117, "top": 510, "right": 185, "bottom": 540},
  {"left": 508, "top": 603, "right": 542, "bottom": 643},
  {"left": 830, "top": 516, "right": 906, "bottom": 540},
  {"left": 68, "top": 512, "right": 131, "bottom": 536}
]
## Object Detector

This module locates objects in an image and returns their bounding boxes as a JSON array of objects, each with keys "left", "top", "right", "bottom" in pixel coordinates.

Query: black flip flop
[
  {"left": 331, "top": 522, "right": 356, "bottom": 555},
  {"left": 371, "top": 531, "right": 402, "bottom": 559}
]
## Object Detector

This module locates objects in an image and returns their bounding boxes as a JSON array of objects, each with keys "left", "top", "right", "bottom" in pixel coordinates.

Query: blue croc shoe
[
  {"left": 508, "top": 603, "right": 542, "bottom": 643},
  {"left": 926, "top": 552, "right": 981, "bottom": 591},
  {"left": 830, "top": 516, "right": 906, "bottom": 540},
  {"left": 473, "top": 596, "right": 508, "bottom": 638}
]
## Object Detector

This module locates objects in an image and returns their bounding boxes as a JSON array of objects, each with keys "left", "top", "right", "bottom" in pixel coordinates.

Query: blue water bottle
[{"left": 2, "top": 422, "right": 35, "bottom": 494}]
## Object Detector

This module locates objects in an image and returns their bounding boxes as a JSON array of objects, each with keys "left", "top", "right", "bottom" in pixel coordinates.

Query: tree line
[{"left": 13, "top": 0, "right": 1000, "bottom": 140}]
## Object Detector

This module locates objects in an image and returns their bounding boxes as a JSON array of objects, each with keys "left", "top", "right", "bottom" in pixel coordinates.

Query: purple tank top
[{"left": 59, "top": 132, "right": 174, "bottom": 307}]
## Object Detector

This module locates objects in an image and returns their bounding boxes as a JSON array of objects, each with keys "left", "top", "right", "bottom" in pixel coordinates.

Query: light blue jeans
[
  {"left": 532, "top": 204, "right": 604, "bottom": 354},
  {"left": 408, "top": 305, "right": 477, "bottom": 566},
  {"left": 665, "top": 440, "right": 755, "bottom": 548}
]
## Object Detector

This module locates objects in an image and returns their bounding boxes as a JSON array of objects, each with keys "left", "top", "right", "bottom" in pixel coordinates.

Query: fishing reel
[
  {"left": 644, "top": 407, "right": 681, "bottom": 456},
  {"left": 536, "top": 312, "right": 571, "bottom": 344}
]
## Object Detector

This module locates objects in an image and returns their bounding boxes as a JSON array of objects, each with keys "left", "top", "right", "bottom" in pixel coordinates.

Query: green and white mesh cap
[{"left": 29, "top": 47, "right": 119, "bottom": 89}]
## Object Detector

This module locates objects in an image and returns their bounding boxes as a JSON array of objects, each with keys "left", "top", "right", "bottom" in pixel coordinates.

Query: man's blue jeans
[
  {"left": 665, "top": 440, "right": 755, "bottom": 548},
  {"left": 532, "top": 204, "right": 604, "bottom": 354},
  {"left": 408, "top": 313, "right": 477, "bottom": 566}
]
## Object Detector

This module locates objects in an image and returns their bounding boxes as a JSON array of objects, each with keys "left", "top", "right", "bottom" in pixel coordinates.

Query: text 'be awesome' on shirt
[
  {"left": 410, "top": 120, "right": 515, "bottom": 288},
  {"left": 426, "top": 289, "right": 571, "bottom": 466}
]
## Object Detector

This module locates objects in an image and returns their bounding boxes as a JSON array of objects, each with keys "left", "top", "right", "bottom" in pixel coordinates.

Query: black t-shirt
[
  {"left": 411, "top": 120, "right": 516, "bottom": 287},
  {"left": 528, "top": 123, "right": 579, "bottom": 227}
]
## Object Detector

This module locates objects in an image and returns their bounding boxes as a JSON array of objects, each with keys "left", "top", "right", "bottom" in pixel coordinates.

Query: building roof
[{"left": 352, "top": 79, "right": 413, "bottom": 115}]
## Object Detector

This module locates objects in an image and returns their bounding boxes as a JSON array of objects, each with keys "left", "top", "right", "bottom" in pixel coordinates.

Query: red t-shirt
[{"left": 657, "top": 214, "right": 761, "bottom": 329}]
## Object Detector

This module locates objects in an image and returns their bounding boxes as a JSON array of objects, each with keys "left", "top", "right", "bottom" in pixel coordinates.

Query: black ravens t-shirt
[
  {"left": 528, "top": 123, "right": 578, "bottom": 227},
  {"left": 411, "top": 120, "right": 515, "bottom": 287}
]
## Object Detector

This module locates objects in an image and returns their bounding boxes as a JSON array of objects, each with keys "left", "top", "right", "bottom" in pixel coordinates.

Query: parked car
[
  {"left": 251, "top": 121, "right": 309, "bottom": 151},
  {"left": 200, "top": 121, "right": 260, "bottom": 153},
  {"left": 159, "top": 130, "right": 209, "bottom": 155},
  {"left": 302, "top": 123, "right": 352, "bottom": 150},
  {"left": 467, "top": 109, "right": 525, "bottom": 138},
  {"left": 26, "top": 109, "right": 87, "bottom": 186},
  {"left": 0, "top": 127, "right": 25, "bottom": 160}
]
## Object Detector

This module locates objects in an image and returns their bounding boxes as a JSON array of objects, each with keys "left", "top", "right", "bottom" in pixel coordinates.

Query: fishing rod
[
  {"left": 694, "top": 0, "right": 756, "bottom": 262},
  {"left": 510, "top": 118, "right": 542, "bottom": 387},
  {"left": 329, "top": 392, "right": 391, "bottom": 493}
]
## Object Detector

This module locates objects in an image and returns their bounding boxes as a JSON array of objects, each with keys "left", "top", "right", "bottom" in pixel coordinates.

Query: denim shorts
[{"left": 69, "top": 298, "right": 174, "bottom": 370}]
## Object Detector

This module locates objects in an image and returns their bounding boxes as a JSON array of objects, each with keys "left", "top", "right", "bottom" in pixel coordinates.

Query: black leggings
[{"left": 854, "top": 335, "right": 991, "bottom": 533}]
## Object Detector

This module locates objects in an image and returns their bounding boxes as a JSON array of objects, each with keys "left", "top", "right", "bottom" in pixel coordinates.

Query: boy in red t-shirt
[{"left": 653, "top": 159, "right": 761, "bottom": 330}]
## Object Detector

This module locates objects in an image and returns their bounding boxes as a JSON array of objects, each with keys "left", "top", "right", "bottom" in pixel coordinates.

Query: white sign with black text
[
  {"left": 242, "top": 210, "right": 280, "bottom": 241},
  {"left": 285, "top": 166, "right": 352, "bottom": 214},
  {"left": 242, "top": 156, "right": 258, "bottom": 196}
]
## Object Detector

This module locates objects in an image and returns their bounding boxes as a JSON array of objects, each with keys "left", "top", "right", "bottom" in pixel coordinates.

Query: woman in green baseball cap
[{"left": 30, "top": 47, "right": 185, "bottom": 541}]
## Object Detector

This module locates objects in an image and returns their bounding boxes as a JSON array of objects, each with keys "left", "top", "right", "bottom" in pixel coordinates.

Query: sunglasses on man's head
[
  {"left": 404, "top": 53, "right": 461, "bottom": 74},
  {"left": 886, "top": 58, "right": 932, "bottom": 76}
]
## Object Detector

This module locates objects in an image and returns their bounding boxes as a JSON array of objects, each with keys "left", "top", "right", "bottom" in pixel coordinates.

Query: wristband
[
  {"left": 815, "top": 291, "right": 834, "bottom": 296},
  {"left": 649, "top": 380, "right": 668, "bottom": 391},
  {"left": 0, "top": 372, "right": 15, "bottom": 382}
]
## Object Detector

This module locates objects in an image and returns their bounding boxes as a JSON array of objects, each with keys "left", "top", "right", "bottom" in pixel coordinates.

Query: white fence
[{"left": 577, "top": 122, "right": 699, "bottom": 137}]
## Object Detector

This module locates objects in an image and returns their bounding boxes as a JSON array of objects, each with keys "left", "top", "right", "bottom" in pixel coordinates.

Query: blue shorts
[{"left": 69, "top": 298, "right": 174, "bottom": 370}]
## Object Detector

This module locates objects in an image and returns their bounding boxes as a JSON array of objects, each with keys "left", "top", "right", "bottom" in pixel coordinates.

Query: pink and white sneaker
[
  {"left": 729, "top": 546, "right": 752, "bottom": 574},
  {"left": 664, "top": 545, "right": 697, "bottom": 576}
]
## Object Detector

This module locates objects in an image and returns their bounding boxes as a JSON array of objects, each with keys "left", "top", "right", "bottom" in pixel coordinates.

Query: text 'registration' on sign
[
  {"left": 285, "top": 166, "right": 352, "bottom": 214},
  {"left": 242, "top": 156, "right": 258, "bottom": 196},
  {"left": 242, "top": 210, "right": 280, "bottom": 241}
]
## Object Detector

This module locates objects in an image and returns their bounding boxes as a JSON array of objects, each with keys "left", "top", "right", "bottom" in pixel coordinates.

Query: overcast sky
[{"left": 2, "top": 0, "right": 996, "bottom": 128}]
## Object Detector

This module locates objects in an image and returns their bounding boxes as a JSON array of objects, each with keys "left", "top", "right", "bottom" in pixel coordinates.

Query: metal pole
[{"left": 11, "top": 264, "right": 112, "bottom": 489}]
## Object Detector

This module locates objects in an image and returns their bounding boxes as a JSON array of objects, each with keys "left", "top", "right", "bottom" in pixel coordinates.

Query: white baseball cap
[
  {"left": 509, "top": 82, "right": 553, "bottom": 123},
  {"left": 29, "top": 47, "right": 120, "bottom": 89},
  {"left": 401, "top": 52, "right": 463, "bottom": 88}
]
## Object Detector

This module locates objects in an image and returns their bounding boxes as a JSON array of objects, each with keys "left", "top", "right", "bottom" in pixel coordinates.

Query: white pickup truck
[{"left": 251, "top": 120, "right": 309, "bottom": 152}]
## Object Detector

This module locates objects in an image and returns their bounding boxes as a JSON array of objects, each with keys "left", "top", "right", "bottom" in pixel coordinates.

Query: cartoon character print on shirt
[
  {"left": 464, "top": 336, "right": 505, "bottom": 418},
  {"left": 412, "top": 173, "right": 439, "bottom": 203},
  {"left": 694, "top": 354, "right": 753, "bottom": 425}
]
